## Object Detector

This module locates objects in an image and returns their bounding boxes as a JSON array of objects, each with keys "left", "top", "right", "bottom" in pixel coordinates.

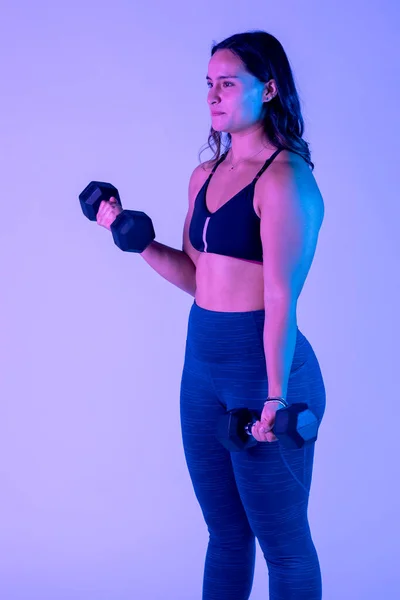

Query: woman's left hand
[{"left": 251, "top": 401, "right": 282, "bottom": 443}]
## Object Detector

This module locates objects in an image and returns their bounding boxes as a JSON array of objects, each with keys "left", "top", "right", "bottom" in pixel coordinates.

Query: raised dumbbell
[
  {"left": 79, "top": 181, "right": 155, "bottom": 253},
  {"left": 216, "top": 403, "right": 319, "bottom": 451}
]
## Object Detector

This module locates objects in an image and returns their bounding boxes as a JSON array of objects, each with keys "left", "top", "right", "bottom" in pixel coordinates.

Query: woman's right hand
[{"left": 96, "top": 197, "right": 123, "bottom": 231}]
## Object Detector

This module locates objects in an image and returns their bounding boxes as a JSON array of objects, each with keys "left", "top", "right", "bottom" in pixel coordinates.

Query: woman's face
[{"left": 206, "top": 49, "right": 267, "bottom": 133}]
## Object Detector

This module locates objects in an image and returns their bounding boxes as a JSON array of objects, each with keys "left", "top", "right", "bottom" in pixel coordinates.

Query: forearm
[
  {"left": 140, "top": 241, "right": 196, "bottom": 296},
  {"left": 263, "top": 297, "right": 298, "bottom": 400}
]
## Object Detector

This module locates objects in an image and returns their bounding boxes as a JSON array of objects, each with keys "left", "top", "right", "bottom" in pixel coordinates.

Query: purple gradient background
[{"left": 1, "top": 1, "right": 399, "bottom": 598}]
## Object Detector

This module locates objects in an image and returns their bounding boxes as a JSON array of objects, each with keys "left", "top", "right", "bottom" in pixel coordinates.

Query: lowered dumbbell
[
  {"left": 216, "top": 403, "right": 319, "bottom": 451},
  {"left": 79, "top": 181, "right": 155, "bottom": 252}
]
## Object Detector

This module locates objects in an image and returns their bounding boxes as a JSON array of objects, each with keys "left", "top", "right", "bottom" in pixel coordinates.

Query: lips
[{"left": 211, "top": 112, "right": 225, "bottom": 116}]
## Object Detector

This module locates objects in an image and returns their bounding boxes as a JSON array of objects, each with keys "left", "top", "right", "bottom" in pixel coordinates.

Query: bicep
[{"left": 260, "top": 160, "right": 324, "bottom": 302}]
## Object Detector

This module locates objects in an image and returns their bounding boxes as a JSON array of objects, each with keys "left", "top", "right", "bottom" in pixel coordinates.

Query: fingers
[
  {"left": 96, "top": 201, "right": 106, "bottom": 227},
  {"left": 97, "top": 199, "right": 117, "bottom": 228},
  {"left": 265, "top": 430, "right": 277, "bottom": 442},
  {"left": 251, "top": 421, "right": 277, "bottom": 443},
  {"left": 251, "top": 423, "right": 265, "bottom": 442}
]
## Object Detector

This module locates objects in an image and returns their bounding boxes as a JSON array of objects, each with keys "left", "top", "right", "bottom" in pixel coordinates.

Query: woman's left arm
[{"left": 259, "top": 153, "right": 325, "bottom": 400}]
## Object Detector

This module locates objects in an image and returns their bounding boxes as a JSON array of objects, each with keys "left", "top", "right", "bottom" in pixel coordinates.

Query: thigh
[
  {"left": 180, "top": 347, "right": 254, "bottom": 539},
  {"left": 228, "top": 352, "right": 326, "bottom": 546},
  {"left": 231, "top": 439, "right": 314, "bottom": 543}
]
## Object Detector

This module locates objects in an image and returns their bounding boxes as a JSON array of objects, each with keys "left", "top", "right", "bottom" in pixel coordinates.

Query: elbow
[{"left": 264, "top": 291, "right": 298, "bottom": 313}]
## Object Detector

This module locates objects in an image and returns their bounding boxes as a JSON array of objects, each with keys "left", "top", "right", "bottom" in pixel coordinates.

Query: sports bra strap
[
  {"left": 210, "top": 152, "right": 229, "bottom": 174},
  {"left": 253, "top": 148, "right": 283, "bottom": 182},
  {"left": 209, "top": 147, "right": 283, "bottom": 180}
]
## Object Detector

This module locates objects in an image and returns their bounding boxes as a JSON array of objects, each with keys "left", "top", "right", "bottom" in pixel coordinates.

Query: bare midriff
[{"left": 195, "top": 253, "right": 265, "bottom": 312}]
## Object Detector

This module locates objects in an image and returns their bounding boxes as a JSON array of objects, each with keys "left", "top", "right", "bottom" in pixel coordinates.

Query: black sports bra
[{"left": 189, "top": 148, "right": 283, "bottom": 262}]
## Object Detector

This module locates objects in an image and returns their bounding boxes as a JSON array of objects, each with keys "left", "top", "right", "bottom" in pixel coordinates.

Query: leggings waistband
[{"left": 186, "top": 300, "right": 307, "bottom": 364}]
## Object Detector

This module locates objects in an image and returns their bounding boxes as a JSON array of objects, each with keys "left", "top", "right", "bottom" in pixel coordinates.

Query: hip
[{"left": 185, "top": 299, "right": 314, "bottom": 370}]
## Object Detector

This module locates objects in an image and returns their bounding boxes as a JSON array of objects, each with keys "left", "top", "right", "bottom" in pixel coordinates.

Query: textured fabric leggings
[{"left": 179, "top": 300, "right": 326, "bottom": 600}]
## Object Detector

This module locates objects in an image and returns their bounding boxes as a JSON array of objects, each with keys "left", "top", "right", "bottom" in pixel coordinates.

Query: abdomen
[{"left": 194, "top": 253, "right": 265, "bottom": 312}]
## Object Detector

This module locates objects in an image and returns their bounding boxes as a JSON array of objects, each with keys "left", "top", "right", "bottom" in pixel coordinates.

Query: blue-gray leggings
[{"left": 179, "top": 301, "right": 326, "bottom": 600}]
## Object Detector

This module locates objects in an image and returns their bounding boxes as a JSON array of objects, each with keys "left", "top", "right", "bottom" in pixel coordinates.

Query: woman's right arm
[{"left": 139, "top": 164, "right": 203, "bottom": 297}]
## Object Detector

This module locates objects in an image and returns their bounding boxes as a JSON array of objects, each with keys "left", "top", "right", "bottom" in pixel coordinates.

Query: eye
[{"left": 207, "top": 81, "right": 234, "bottom": 88}]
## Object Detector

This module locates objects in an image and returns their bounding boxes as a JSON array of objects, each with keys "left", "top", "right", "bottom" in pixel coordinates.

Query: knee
[
  {"left": 258, "top": 528, "right": 317, "bottom": 563},
  {"left": 208, "top": 523, "right": 255, "bottom": 550}
]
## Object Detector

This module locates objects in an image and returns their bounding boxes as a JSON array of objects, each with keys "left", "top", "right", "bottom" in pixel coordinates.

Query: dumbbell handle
[{"left": 244, "top": 420, "right": 276, "bottom": 438}]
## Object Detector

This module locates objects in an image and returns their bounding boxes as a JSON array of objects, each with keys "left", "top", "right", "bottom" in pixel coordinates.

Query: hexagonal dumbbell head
[
  {"left": 273, "top": 403, "right": 319, "bottom": 449},
  {"left": 216, "top": 408, "right": 259, "bottom": 452},
  {"left": 110, "top": 210, "right": 155, "bottom": 253},
  {"left": 79, "top": 181, "right": 122, "bottom": 221}
]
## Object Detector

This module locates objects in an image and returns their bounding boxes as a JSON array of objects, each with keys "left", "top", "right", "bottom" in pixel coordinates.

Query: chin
[{"left": 212, "top": 122, "right": 231, "bottom": 133}]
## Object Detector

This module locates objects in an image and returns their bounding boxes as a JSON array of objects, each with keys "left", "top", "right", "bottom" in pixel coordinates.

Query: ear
[{"left": 263, "top": 79, "right": 278, "bottom": 102}]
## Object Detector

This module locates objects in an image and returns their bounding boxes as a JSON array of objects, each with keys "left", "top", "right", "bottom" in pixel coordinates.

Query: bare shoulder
[
  {"left": 268, "top": 149, "right": 313, "bottom": 178},
  {"left": 188, "top": 158, "right": 215, "bottom": 205},
  {"left": 191, "top": 157, "right": 216, "bottom": 180},
  {"left": 259, "top": 149, "right": 325, "bottom": 221}
]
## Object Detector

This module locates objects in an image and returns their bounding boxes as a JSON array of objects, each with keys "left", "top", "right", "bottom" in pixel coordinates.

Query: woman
[{"left": 98, "top": 30, "right": 326, "bottom": 600}]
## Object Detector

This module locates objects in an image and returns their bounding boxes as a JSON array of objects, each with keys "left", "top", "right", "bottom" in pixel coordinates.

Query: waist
[
  {"left": 195, "top": 254, "right": 264, "bottom": 311},
  {"left": 185, "top": 299, "right": 309, "bottom": 365}
]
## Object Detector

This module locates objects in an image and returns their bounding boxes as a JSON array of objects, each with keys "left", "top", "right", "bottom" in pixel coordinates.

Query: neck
[{"left": 228, "top": 125, "right": 273, "bottom": 162}]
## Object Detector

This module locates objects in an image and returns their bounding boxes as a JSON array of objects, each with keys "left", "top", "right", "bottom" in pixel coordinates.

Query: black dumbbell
[
  {"left": 216, "top": 403, "right": 319, "bottom": 451},
  {"left": 79, "top": 181, "right": 155, "bottom": 253}
]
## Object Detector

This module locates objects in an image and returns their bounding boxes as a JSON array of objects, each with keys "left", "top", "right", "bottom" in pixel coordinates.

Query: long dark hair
[{"left": 199, "top": 30, "right": 314, "bottom": 170}]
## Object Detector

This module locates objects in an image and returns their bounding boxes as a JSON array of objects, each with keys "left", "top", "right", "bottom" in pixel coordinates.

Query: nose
[
  {"left": 208, "top": 98, "right": 222, "bottom": 110},
  {"left": 207, "top": 89, "right": 221, "bottom": 106}
]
